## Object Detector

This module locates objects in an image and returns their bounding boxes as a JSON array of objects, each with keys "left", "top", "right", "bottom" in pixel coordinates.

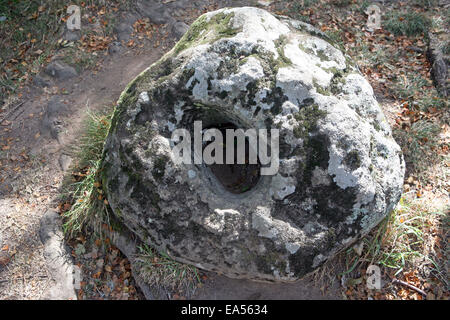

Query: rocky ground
[{"left": 0, "top": 0, "right": 448, "bottom": 300}]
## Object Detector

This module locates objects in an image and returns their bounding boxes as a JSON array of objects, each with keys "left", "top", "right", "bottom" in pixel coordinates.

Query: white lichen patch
[
  {"left": 211, "top": 56, "right": 264, "bottom": 97},
  {"left": 269, "top": 174, "right": 296, "bottom": 200},
  {"left": 204, "top": 209, "right": 232, "bottom": 234},
  {"left": 276, "top": 67, "right": 313, "bottom": 105},
  {"left": 185, "top": 50, "right": 222, "bottom": 102},
  {"left": 138, "top": 91, "right": 149, "bottom": 105},
  {"left": 298, "top": 37, "right": 346, "bottom": 69},
  {"left": 285, "top": 242, "right": 301, "bottom": 254},
  {"left": 252, "top": 206, "right": 279, "bottom": 239},
  {"left": 220, "top": 7, "right": 291, "bottom": 58}
]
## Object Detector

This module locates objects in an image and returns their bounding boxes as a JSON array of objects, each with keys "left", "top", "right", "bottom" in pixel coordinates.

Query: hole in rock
[{"left": 203, "top": 122, "right": 261, "bottom": 194}]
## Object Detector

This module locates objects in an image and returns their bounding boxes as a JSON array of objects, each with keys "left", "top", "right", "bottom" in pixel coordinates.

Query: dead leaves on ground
[
  {"left": 1, "top": 2, "right": 122, "bottom": 100},
  {"left": 80, "top": 34, "right": 112, "bottom": 52},
  {"left": 395, "top": 101, "right": 443, "bottom": 131},
  {"left": 343, "top": 269, "right": 448, "bottom": 300},
  {"left": 69, "top": 236, "right": 141, "bottom": 300}
]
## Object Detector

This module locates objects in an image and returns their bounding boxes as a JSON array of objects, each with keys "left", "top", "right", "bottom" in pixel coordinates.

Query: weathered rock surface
[
  {"left": 41, "top": 96, "right": 66, "bottom": 142},
  {"left": 102, "top": 7, "right": 405, "bottom": 281},
  {"left": 33, "top": 74, "right": 52, "bottom": 88},
  {"left": 427, "top": 32, "right": 449, "bottom": 97},
  {"left": 44, "top": 60, "right": 78, "bottom": 80},
  {"left": 39, "top": 210, "right": 77, "bottom": 300},
  {"left": 59, "top": 154, "right": 73, "bottom": 171}
]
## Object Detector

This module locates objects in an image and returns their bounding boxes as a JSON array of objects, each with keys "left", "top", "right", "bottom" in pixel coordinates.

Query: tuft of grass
[
  {"left": 62, "top": 109, "right": 112, "bottom": 237},
  {"left": 325, "top": 29, "right": 345, "bottom": 49},
  {"left": 135, "top": 244, "right": 201, "bottom": 295},
  {"left": 332, "top": 0, "right": 352, "bottom": 8},
  {"left": 71, "top": 108, "right": 111, "bottom": 168},
  {"left": 393, "top": 119, "right": 442, "bottom": 179},
  {"left": 61, "top": 47, "right": 99, "bottom": 73},
  {"left": 283, "top": 0, "right": 320, "bottom": 23},
  {"left": 358, "top": 0, "right": 371, "bottom": 13},
  {"left": 383, "top": 11, "right": 431, "bottom": 37},
  {"left": 62, "top": 159, "right": 105, "bottom": 236},
  {"left": 343, "top": 197, "right": 446, "bottom": 277},
  {"left": 413, "top": 0, "right": 439, "bottom": 9},
  {"left": 392, "top": 73, "right": 448, "bottom": 112}
]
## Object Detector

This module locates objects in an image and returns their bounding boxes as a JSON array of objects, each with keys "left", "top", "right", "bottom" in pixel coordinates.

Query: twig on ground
[
  {"left": 0, "top": 101, "right": 24, "bottom": 122},
  {"left": 391, "top": 278, "right": 427, "bottom": 297}
]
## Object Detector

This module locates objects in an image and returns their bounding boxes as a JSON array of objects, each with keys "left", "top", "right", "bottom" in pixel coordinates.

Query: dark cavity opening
[{"left": 203, "top": 122, "right": 261, "bottom": 194}]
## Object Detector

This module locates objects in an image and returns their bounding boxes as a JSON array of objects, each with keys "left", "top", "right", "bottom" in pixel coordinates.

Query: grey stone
[
  {"left": 41, "top": 115, "right": 61, "bottom": 140},
  {"left": 44, "top": 60, "right": 77, "bottom": 80},
  {"left": 46, "top": 96, "right": 66, "bottom": 117},
  {"left": 172, "top": 21, "right": 189, "bottom": 39},
  {"left": 41, "top": 97, "right": 66, "bottom": 141},
  {"left": 59, "top": 154, "right": 72, "bottom": 171},
  {"left": 33, "top": 74, "right": 52, "bottom": 88},
  {"left": 113, "top": 22, "right": 134, "bottom": 42},
  {"left": 108, "top": 41, "right": 124, "bottom": 55},
  {"left": 122, "top": 12, "right": 139, "bottom": 25},
  {"left": 427, "top": 33, "right": 449, "bottom": 97},
  {"left": 102, "top": 7, "right": 405, "bottom": 281},
  {"left": 137, "top": 0, "right": 172, "bottom": 24},
  {"left": 39, "top": 210, "right": 77, "bottom": 300}
]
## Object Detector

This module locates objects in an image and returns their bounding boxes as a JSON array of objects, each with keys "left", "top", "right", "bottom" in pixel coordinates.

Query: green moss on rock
[
  {"left": 274, "top": 35, "right": 293, "bottom": 68},
  {"left": 293, "top": 104, "right": 327, "bottom": 139},
  {"left": 174, "top": 12, "right": 240, "bottom": 54}
]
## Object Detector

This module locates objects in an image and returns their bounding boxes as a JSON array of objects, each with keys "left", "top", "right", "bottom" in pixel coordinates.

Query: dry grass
[
  {"left": 61, "top": 109, "right": 111, "bottom": 237},
  {"left": 135, "top": 244, "right": 201, "bottom": 297}
]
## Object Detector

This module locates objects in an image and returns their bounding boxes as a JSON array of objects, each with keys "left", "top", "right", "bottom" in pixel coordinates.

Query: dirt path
[
  {"left": 0, "top": 37, "right": 169, "bottom": 299},
  {"left": 192, "top": 273, "right": 341, "bottom": 300}
]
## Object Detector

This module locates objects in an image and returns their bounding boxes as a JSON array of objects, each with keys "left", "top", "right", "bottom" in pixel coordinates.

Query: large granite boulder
[{"left": 102, "top": 7, "right": 405, "bottom": 281}]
